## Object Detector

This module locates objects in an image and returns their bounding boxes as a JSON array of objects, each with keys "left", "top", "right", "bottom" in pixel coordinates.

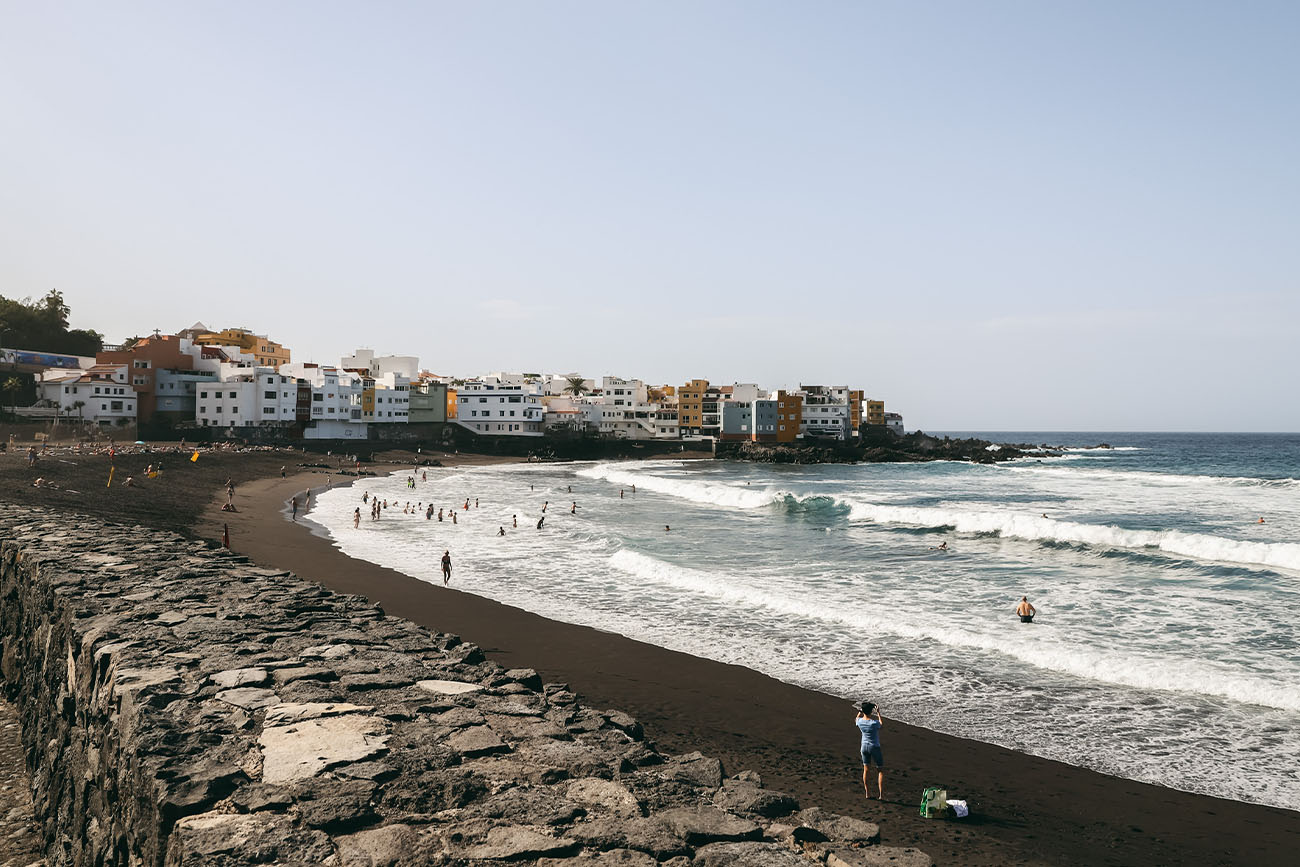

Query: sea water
[{"left": 310, "top": 432, "right": 1300, "bottom": 810}]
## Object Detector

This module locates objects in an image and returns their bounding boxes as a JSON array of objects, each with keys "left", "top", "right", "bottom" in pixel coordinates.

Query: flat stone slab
[
  {"left": 449, "top": 725, "right": 509, "bottom": 758},
  {"left": 263, "top": 701, "right": 372, "bottom": 726},
  {"left": 567, "top": 777, "right": 642, "bottom": 817},
  {"left": 211, "top": 667, "right": 269, "bottom": 688},
  {"left": 693, "top": 841, "right": 809, "bottom": 866},
  {"left": 259, "top": 713, "right": 389, "bottom": 783},
  {"left": 300, "top": 643, "right": 355, "bottom": 659},
  {"left": 216, "top": 687, "right": 280, "bottom": 709},
  {"left": 827, "top": 847, "right": 933, "bottom": 867},
  {"left": 417, "top": 678, "right": 483, "bottom": 696},
  {"left": 462, "top": 825, "right": 578, "bottom": 861}
]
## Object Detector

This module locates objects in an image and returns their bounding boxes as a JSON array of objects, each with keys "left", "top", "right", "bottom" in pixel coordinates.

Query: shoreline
[{"left": 199, "top": 456, "right": 1300, "bottom": 866}]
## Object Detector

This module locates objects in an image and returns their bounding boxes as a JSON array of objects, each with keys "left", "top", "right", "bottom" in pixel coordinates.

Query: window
[
  {"left": 101, "top": 403, "right": 107, "bottom": 410},
  {"left": 200, "top": 391, "right": 208, "bottom": 399},
  {"left": 133, "top": 360, "right": 150, "bottom": 369},
  {"left": 228, "top": 391, "right": 237, "bottom": 398},
  {"left": 215, "top": 406, "right": 222, "bottom": 413},
  {"left": 263, "top": 407, "right": 276, "bottom": 415},
  {"left": 94, "top": 387, "right": 101, "bottom": 394},
  {"left": 199, "top": 406, "right": 206, "bottom": 413},
  {"left": 312, "top": 393, "right": 323, "bottom": 401},
  {"left": 231, "top": 407, "right": 238, "bottom": 414},
  {"left": 265, "top": 391, "right": 276, "bottom": 399}
]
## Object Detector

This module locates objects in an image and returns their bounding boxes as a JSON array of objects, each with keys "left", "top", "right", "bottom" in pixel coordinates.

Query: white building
[
  {"left": 454, "top": 377, "right": 544, "bottom": 436},
  {"left": 38, "top": 364, "right": 137, "bottom": 425},
  {"left": 342, "top": 348, "right": 420, "bottom": 381},
  {"left": 798, "top": 385, "right": 854, "bottom": 440},
  {"left": 885, "top": 412, "right": 905, "bottom": 436}
]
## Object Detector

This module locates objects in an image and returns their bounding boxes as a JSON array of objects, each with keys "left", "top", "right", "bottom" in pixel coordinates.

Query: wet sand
[{"left": 144, "top": 454, "right": 1300, "bottom": 865}]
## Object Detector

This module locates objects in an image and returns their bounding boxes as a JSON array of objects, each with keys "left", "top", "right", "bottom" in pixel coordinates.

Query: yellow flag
[
  {"left": 191, "top": 450, "right": 200, "bottom": 462},
  {"left": 107, "top": 466, "right": 115, "bottom": 488}
]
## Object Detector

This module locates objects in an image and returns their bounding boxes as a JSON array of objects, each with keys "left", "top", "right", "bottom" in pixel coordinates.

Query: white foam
[
  {"left": 843, "top": 501, "right": 1300, "bottom": 572},
  {"left": 608, "top": 550, "right": 1300, "bottom": 712},
  {"left": 576, "top": 464, "right": 778, "bottom": 509}
]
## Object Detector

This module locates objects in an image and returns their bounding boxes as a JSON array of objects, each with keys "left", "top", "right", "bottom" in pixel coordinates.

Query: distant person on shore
[
  {"left": 280, "top": 466, "right": 286, "bottom": 478},
  {"left": 291, "top": 496, "right": 298, "bottom": 521},
  {"left": 854, "top": 700, "right": 885, "bottom": 800},
  {"left": 441, "top": 551, "right": 452, "bottom": 585},
  {"left": 1016, "top": 596, "right": 1036, "bottom": 623}
]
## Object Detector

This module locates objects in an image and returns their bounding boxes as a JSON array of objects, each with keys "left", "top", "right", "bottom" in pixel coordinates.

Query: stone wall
[{"left": 0, "top": 507, "right": 931, "bottom": 866}]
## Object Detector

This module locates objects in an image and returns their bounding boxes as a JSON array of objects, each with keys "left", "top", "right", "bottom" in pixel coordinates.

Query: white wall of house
[{"left": 455, "top": 380, "right": 544, "bottom": 436}]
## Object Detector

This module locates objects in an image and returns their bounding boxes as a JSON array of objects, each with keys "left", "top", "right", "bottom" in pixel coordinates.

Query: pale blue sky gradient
[{"left": 3, "top": 1, "right": 1297, "bottom": 430}]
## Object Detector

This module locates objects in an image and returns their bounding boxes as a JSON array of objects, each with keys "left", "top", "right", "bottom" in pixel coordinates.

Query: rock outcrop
[{"left": 0, "top": 507, "right": 930, "bottom": 866}]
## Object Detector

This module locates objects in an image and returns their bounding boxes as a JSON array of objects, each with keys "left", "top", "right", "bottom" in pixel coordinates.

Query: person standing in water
[
  {"left": 353, "top": 508, "right": 360, "bottom": 528},
  {"left": 1016, "top": 596, "right": 1036, "bottom": 623},
  {"left": 441, "top": 551, "right": 452, "bottom": 585},
  {"left": 291, "top": 496, "right": 298, "bottom": 521},
  {"left": 854, "top": 700, "right": 885, "bottom": 800}
]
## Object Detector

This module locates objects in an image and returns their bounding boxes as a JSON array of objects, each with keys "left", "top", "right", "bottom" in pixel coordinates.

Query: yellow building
[
  {"left": 196, "top": 327, "right": 291, "bottom": 368},
  {"left": 678, "top": 379, "right": 708, "bottom": 434},
  {"left": 446, "top": 387, "right": 458, "bottom": 419},
  {"left": 849, "top": 390, "right": 864, "bottom": 429},
  {"left": 774, "top": 390, "right": 803, "bottom": 442},
  {"left": 866, "top": 400, "right": 885, "bottom": 426}
]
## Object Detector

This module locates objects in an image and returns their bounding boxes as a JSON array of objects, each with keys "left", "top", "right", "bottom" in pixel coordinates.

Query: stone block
[
  {"left": 827, "top": 847, "right": 934, "bottom": 867},
  {"left": 259, "top": 713, "right": 389, "bottom": 783}
]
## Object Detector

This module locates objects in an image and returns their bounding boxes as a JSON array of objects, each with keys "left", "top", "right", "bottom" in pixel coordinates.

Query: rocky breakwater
[{"left": 0, "top": 506, "right": 931, "bottom": 867}]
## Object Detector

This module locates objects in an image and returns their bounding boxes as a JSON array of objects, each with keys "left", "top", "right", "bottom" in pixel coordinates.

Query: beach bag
[{"left": 919, "top": 787, "right": 950, "bottom": 819}]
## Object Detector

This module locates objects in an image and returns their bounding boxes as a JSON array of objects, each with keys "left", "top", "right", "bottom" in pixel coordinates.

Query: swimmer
[
  {"left": 1258, "top": 517, "right": 1266, "bottom": 524},
  {"left": 929, "top": 541, "right": 948, "bottom": 551},
  {"left": 1016, "top": 596, "right": 1036, "bottom": 623},
  {"left": 498, "top": 526, "right": 506, "bottom": 536},
  {"left": 537, "top": 516, "right": 546, "bottom": 529},
  {"left": 353, "top": 508, "right": 360, "bottom": 528},
  {"left": 665, "top": 524, "right": 671, "bottom": 532},
  {"left": 512, "top": 515, "right": 517, "bottom": 528}
]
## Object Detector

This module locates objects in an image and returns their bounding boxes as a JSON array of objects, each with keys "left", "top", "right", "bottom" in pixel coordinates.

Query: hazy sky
[{"left": 3, "top": 2, "right": 1297, "bottom": 431}]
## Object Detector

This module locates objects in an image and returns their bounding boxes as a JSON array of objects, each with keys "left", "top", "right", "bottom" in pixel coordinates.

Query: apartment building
[
  {"left": 195, "top": 327, "right": 291, "bottom": 368},
  {"left": 454, "top": 378, "right": 544, "bottom": 436},
  {"left": 38, "top": 364, "right": 137, "bottom": 425},
  {"left": 678, "top": 379, "right": 708, "bottom": 436},
  {"left": 866, "top": 400, "right": 885, "bottom": 426}
]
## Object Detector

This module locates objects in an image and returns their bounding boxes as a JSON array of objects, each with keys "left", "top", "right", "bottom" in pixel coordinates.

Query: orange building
[
  {"left": 446, "top": 387, "right": 458, "bottom": 419},
  {"left": 849, "top": 390, "right": 864, "bottom": 429},
  {"left": 96, "top": 334, "right": 197, "bottom": 423},
  {"left": 866, "top": 400, "right": 885, "bottom": 426},
  {"left": 195, "top": 327, "right": 291, "bottom": 367},
  {"left": 774, "top": 390, "right": 803, "bottom": 442},
  {"left": 678, "top": 379, "right": 708, "bottom": 435}
]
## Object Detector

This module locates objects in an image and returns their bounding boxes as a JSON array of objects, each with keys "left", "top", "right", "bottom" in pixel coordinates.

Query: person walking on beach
[
  {"left": 280, "top": 465, "right": 286, "bottom": 478},
  {"left": 1016, "top": 596, "right": 1036, "bottom": 623},
  {"left": 854, "top": 701, "right": 885, "bottom": 800},
  {"left": 291, "top": 496, "right": 299, "bottom": 521},
  {"left": 441, "top": 550, "right": 452, "bottom": 585}
]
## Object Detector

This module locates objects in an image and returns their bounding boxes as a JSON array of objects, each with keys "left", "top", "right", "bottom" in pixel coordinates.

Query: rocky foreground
[{"left": 0, "top": 506, "right": 931, "bottom": 866}]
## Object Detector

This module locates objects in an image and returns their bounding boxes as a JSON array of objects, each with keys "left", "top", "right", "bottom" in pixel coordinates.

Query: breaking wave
[
  {"left": 607, "top": 550, "right": 1300, "bottom": 712},
  {"left": 843, "top": 501, "right": 1300, "bottom": 572}
]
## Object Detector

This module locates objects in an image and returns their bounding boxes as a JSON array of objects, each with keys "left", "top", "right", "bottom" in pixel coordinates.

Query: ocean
[{"left": 309, "top": 432, "right": 1300, "bottom": 810}]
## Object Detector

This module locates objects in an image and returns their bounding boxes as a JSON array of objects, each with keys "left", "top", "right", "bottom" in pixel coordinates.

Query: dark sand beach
[{"left": 7, "top": 446, "right": 1300, "bottom": 865}]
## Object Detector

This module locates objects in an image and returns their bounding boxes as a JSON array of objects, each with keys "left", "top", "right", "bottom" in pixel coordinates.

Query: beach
[{"left": 183, "top": 451, "right": 1300, "bottom": 867}]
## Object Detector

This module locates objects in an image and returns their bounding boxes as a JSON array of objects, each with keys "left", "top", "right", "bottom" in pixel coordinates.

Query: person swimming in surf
[{"left": 1016, "top": 596, "right": 1036, "bottom": 623}]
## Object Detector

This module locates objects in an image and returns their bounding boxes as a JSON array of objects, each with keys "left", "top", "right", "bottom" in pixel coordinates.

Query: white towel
[{"left": 946, "top": 799, "right": 969, "bottom": 818}]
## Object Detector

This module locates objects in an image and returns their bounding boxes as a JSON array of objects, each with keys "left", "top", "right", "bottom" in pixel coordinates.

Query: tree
[
  {"left": 565, "top": 376, "right": 589, "bottom": 397},
  {"left": 0, "top": 290, "right": 103, "bottom": 356},
  {"left": 3, "top": 376, "right": 22, "bottom": 419},
  {"left": 71, "top": 400, "right": 85, "bottom": 423}
]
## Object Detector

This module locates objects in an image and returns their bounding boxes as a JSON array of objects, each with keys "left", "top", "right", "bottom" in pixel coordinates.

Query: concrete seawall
[{"left": 0, "top": 507, "right": 930, "bottom": 866}]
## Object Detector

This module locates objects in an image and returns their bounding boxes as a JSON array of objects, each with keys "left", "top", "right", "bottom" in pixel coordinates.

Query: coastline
[{"left": 200, "top": 456, "right": 1300, "bottom": 867}]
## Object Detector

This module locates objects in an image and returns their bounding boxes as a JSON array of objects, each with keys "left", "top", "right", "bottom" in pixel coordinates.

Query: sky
[{"left": 2, "top": 1, "right": 1297, "bottom": 431}]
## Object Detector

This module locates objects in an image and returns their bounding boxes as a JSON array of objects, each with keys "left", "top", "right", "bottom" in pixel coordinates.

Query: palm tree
[
  {"left": 564, "top": 376, "right": 589, "bottom": 397},
  {"left": 3, "top": 376, "right": 23, "bottom": 420},
  {"left": 71, "top": 400, "right": 85, "bottom": 423}
]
